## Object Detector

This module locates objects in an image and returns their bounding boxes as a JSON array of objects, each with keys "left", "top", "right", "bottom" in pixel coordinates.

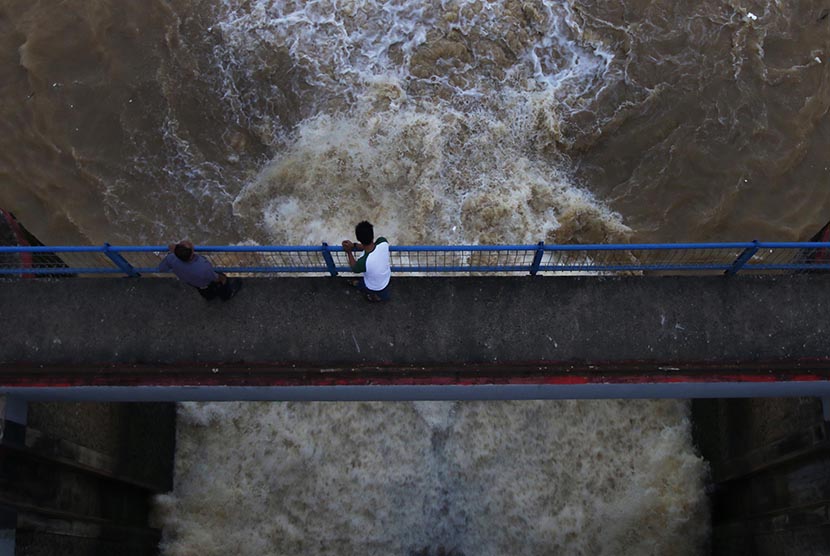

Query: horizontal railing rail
[{"left": 1, "top": 241, "right": 830, "bottom": 277}]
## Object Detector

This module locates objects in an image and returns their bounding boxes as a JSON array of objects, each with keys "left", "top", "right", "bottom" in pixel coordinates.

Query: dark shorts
[{"left": 357, "top": 278, "right": 390, "bottom": 301}]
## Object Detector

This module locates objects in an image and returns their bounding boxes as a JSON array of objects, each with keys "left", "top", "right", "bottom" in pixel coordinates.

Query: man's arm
[
  {"left": 341, "top": 240, "right": 366, "bottom": 271},
  {"left": 158, "top": 253, "right": 172, "bottom": 272},
  {"left": 342, "top": 240, "right": 358, "bottom": 270},
  {"left": 157, "top": 243, "right": 177, "bottom": 271}
]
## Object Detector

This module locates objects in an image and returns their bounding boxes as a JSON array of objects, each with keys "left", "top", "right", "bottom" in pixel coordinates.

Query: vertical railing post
[
  {"left": 530, "top": 242, "right": 545, "bottom": 275},
  {"left": 0, "top": 505, "right": 16, "bottom": 556},
  {"left": 103, "top": 243, "right": 139, "bottom": 277},
  {"left": 321, "top": 243, "right": 338, "bottom": 277},
  {"left": 725, "top": 240, "right": 760, "bottom": 276},
  {"left": 0, "top": 395, "right": 21, "bottom": 556}
]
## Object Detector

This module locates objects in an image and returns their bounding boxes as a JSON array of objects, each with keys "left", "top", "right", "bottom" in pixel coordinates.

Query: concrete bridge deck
[{"left": 1, "top": 275, "right": 829, "bottom": 400}]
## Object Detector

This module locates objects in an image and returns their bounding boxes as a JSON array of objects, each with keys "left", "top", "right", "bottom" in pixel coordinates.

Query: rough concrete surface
[
  {"left": 26, "top": 401, "right": 176, "bottom": 490},
  {"left": 0, "top": 274, "right": 828, "bottom": 366}
]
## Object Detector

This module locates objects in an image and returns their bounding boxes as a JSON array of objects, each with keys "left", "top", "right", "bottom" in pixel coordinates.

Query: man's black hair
[
  {"left": 355, "top": 221, "right": 374, "bottom": 245},
  {"left": 174, "top": 243, "right": 193, "bottom": 262}
]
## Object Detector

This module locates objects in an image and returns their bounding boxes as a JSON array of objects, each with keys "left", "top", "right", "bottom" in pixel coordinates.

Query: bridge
[{"left": 1, "top": 240, "right": 829, "bottom": 404}]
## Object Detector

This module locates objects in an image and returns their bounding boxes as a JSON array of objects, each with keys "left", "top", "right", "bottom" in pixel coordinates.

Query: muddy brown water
[{"left": 2, "top": 2, "right": 826, "bottom": 553}]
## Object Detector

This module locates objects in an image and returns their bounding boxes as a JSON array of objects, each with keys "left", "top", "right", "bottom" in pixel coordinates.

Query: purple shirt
[{"left": 159, "top": 253, "right": 218, "bottom": 288}]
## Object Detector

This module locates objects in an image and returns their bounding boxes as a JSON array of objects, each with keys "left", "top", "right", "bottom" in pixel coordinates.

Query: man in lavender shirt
[{"left": 158, "top": 240, "right": 241, "bottom": 300}]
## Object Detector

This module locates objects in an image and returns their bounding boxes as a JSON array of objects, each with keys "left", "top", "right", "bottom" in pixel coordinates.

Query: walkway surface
[{"left": 1, "top": 275, "right": 829, "bottom": 398}]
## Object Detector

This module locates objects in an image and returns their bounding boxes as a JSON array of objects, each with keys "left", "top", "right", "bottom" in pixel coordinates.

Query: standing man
[
  {"left": 342, "top": 221, "right": 391, "bottom": 302},
  {"left": 158, "top": 240, "right": 241, "bottom": 301}
]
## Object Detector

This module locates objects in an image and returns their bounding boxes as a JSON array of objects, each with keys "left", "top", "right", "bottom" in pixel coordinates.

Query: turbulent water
[
  {"left": 155, "top": 400, "right": 707, "bottom": 555},
  {"left": 3, "top": 0, "right": 830, "bottom": 553}
]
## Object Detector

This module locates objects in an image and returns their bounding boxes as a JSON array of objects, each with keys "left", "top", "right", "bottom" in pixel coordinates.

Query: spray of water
[{"left": 215, "top": 0, "right": 630, "bottom": 245}]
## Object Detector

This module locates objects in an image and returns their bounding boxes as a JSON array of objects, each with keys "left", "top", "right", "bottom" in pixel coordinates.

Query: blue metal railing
[{"left": 1, "top": 241, "right": 830, "bottom": 277}]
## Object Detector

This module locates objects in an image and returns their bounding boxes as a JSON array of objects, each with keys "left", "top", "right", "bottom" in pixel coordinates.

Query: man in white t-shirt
[{"left": 342, "top": 221, "right": 391, "bottom": 302}]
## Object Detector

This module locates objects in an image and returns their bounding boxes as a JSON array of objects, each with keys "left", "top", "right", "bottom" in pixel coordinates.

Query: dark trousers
[
  {"left": 197, "top": 277, "right": 234, "bottom": 300},
  {"left": 356, "top": 277, "right": 391, "bottom": 301}
]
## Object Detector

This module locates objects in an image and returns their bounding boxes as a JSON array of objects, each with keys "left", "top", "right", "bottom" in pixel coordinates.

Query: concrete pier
[
  {"left": 0, "top": 398, "right": 175, "bottom": 555},
  {"left": 693, "top": 397, "right": 830, "bottom": 555}
]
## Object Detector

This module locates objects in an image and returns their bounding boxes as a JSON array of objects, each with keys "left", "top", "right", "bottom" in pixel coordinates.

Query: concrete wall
[{"left": 693, "top": 398, "right": 830, "bottom": 555}]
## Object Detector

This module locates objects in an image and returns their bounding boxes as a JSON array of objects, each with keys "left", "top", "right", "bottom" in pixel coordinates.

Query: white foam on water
[
  {"left": 213, "top": 0, "right": 628, "bottom": 244},
  {"left": 231, "top": 87, "right": 630, "bottom": 245},
  {"left": 155, "top": 400, "right": 709, "bottom": 555}
]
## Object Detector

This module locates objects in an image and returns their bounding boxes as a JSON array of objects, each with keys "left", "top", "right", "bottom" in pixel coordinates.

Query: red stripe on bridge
[{"left": 1, "top": 360, "right": 830, "bottom": 389}]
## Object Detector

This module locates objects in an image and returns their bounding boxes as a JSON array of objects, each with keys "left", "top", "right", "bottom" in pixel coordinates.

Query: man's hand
[{"left": 342, "top": 240, "right": 359, "bottom": 270}]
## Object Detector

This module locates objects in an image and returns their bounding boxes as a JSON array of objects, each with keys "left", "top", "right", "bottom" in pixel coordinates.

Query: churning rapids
[{"left": 3, "top": 0, "right": 830, "bottom": 553}]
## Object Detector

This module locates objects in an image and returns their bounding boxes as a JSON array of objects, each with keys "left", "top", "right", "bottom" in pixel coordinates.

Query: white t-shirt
[{"left": 355, "top": 237, "right": 391, "bottom": 291}]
